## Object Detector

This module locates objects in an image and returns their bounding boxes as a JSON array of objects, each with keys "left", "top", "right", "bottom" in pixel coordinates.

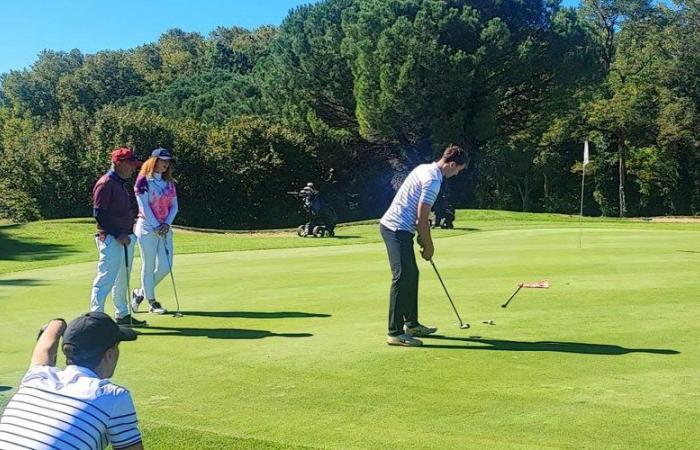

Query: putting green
[{"left": 1, "top": 211, "right": 698, "bottom": 449}]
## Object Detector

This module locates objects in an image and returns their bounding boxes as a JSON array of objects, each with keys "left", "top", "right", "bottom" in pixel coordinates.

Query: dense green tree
[
  {"left": 263, "top": 0, "right": 357, "bottom": 140},
  {"left": 205, "top": 25, "right": 278, "bottom": 73},
  {"left": 57, "top": 51, "right": 147, "bottom": 113},
  {"left": 1, "top": 50, "right": 84, "bottom": 119},
  {"left": 124, "top": 69, "right": 261, "bottom": 124},
  {"left": 1, "top": 0, "right": 699, "bottom": 225}
]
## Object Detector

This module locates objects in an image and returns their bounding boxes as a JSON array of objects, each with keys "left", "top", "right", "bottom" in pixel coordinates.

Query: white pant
[
  {"left": 134, "top": 221, "right": 173, "bottom": 301},
  {"left": 89, "top": 234, "right": 136, "bottom": 319}
]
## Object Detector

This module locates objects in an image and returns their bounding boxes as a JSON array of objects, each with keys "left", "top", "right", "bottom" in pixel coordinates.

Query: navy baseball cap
[
  {"left": 62, "top": 312, "right": 137, "bottom": 360},
  {"left": 151, "top": 147, "right": 173, "bottom": 160}
]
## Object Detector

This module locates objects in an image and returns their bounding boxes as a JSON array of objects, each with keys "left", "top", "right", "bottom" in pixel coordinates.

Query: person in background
[
  {"left": 131, "top": 148, "right": 178, "bottom": 315},
  {"left": 90, "top": 148, "right": 147, "bottom": 327}
]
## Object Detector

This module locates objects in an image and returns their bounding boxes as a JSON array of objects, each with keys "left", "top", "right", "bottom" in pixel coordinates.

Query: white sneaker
[
  {"left": 131, "top": 289, "right": 144, "bottom": 312},
  {"left": 149, "top": 301, "right": 168, "bottom": 315},
  {"left": 386, "top": 333, "right": 423, "bottom": 347},
  {"left": 404, "top": 324, "right": 438, "bottom": 337}
]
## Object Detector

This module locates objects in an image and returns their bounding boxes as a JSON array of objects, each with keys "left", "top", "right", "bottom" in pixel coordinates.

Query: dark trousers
[{"left": 380, "top": 224, "right": 420, "bottom": 336}]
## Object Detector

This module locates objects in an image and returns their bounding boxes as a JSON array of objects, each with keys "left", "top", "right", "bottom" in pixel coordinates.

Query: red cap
[{"left": 111, "top": 148, "right": 142, "bottom": 167}]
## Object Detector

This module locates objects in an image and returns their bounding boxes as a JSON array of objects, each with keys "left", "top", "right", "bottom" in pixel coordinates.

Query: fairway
[{"left": 1, "top": 211, "right": 698, "bottom": 449}]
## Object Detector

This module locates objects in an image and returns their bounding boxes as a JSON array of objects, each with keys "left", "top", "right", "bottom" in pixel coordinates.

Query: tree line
[{"left": 1, "top": 0, "right": 698, "bottom": 228}]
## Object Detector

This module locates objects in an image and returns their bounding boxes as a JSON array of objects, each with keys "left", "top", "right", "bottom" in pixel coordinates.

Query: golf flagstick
[
  {"left": 579, "top": 140, "right": 589, "bottom": 248},
  {"left": 501, "top": 284, "right": 523, "bottom": 308},
  {"left": 501, "top": 280, "right": 549, "bottom": 308}
]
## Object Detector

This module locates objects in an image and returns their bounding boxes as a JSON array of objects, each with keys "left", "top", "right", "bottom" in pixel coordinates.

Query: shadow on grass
[
  {"left": 0, "top": 386, "right": 12, "bottom": 393},
  {"left": 421, "top": 335, "right": 679, "bottom": 355},
  {"left": 0, "top": 226, "right": 75, "bottom": 263},
  {"left": 436, "top": 227, "right": 480, "bottom": 232},
  {"left": 330, "top": 235, "right": 362, "bottom": 239},
  {"left": 0, "top": 278, "right": 46, "bottom": 287},
  {"left": 179, "top": 311, "right": 330, "bottom": 319},
  {"left": 678, "top": 250, "right": 700, "bottom": 254},
  {"left": 140, "top": 326, "right": 312, "bottom": 340}
]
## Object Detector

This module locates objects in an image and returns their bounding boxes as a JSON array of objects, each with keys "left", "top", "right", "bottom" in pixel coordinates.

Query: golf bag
[
  {"left": 431, "top": 184, "right": 455, "bottom": 229},
  {"left": 288, "top": 183, "right": 337, "bottom": 237}
]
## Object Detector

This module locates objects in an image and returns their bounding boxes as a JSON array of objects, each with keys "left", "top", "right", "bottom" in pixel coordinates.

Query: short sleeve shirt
[
  {"left": 0, "top": 365, "right": 142, "bottom": 449},
  {"left": 380, "top": 162, "right": 443, "bottom": 233}
]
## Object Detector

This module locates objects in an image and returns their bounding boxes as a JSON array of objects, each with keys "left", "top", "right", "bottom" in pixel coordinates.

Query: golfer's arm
[
  {"left": 136, "top": 192, "right": 161, "bottom": 229},
  {"left": 416, "top": 202, "right": 433, "bottom": 247},
  {"left": 164, "top": 196, "right": 178, "bottom": 225},
  {"left": 31, "top": 319, "right": 66, "bottom": 367}
]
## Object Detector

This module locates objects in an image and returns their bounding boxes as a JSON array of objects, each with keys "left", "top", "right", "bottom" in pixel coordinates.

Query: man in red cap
[{"left": 89, "top": 148, "right": 148, "bottom": 327}]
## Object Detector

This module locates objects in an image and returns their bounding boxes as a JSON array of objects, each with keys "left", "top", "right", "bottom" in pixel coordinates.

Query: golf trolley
[
  {"left": 431, "top": 184, "right": 455, "bottom": 229},
  {"left": 288, "top": 183, "right": 337, "bottom": 238}
]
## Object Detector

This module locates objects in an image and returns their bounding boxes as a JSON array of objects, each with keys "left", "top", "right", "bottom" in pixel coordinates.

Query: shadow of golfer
[
  {"left": 140, "top": 326, "right": 312, "bottom": 340},
  {"left": 421, "top": 335, "right": 679, "bottom": 355},
  {"left": 179, "top": 311, "right": 330, "bottom": 319},
  {"left": 678, "top": 250, "right": 700, "bottom": 254},
  {"left": 0, "top": 278, "right": 46, "bottom": 287},
  {"left": 0, "top": 386, "right": 12, "bottom": 393}
]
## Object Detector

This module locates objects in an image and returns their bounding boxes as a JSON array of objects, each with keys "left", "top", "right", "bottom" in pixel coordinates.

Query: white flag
[{"left": 583, "top": 140, "right": 590, "bottom": 166}]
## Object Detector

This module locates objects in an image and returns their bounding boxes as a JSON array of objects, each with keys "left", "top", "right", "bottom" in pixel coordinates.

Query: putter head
[
  {"left": 460, "top": 323, "right": 471, "bottom": 329},
  {"left": 173, "top": 312, "right": 183, "bottom": 318}
]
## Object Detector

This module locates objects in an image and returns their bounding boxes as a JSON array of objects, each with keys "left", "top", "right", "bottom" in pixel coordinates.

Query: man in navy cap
[
  {"left": 0, "top": 313, "right": 144, "bottom": 449},
  {"left": 90, "top": 148, "right": 147, "bottom": 327}
]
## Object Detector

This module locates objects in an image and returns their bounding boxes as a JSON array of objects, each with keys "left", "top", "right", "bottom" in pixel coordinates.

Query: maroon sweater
[{"left": 93, "top": 170, "right": 135, "bottom": 238}]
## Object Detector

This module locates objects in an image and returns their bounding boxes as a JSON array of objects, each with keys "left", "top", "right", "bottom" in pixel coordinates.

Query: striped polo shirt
[
  {"left": 0, "top": 365, "right": 142, "bottom": 450},
  {"left": 380, "top": 162, "right": 443, "bottom": 233}
]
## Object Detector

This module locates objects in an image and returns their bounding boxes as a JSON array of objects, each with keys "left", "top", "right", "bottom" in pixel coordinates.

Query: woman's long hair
[{"left": 138, "top": 156, "right": 176, "bottom": 183}]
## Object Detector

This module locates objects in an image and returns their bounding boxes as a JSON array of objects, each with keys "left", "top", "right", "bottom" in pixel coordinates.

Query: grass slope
[{"left": 1, "top": 210, "right": 698, "bottom": 449}]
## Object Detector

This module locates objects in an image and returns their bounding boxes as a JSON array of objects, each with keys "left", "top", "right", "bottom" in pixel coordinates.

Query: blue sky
[
  {"left": 0, "top": 1, "right": 311, "bottom": 74},
  {"left": 0, "top": 0, "right": 580, "bottom": 75}
]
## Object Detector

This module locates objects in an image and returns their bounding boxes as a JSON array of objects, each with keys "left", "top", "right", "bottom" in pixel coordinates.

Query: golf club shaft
[
  {"left": 429, "top": 259, "right": 465, "bottom": 327},
  {"left": 501, "top": 285, "right": 522, "bottom": 308},
  {"left": 160, "top": 234, "right": 181, "bottom": 316},
  {"left": 123, "top": 243, "right": 133, "bottom": 326}
]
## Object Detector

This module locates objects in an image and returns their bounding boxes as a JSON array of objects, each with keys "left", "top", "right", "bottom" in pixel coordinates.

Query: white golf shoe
[
  {"left": 386, "top": 333, "right": 423, "bottom": 347},
  {"left": 131, "top": 289, "right": 144, "bottom": 312},
  {"left": 148, "top": 301, "right": 168, "bottom": 315}
]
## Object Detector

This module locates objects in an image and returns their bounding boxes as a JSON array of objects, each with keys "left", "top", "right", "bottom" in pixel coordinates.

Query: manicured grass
[
  {"left": 1, "top": 210, "right": 696, "bottom": 275},
  {"left": 1, "top": 211, "right": 698, "bottom": 448}
]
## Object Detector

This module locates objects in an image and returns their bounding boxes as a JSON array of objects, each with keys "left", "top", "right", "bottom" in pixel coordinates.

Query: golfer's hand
[
  {"left": 158, "top": 224, "right": 170, "bottom": 236},
  {"left": 420, "top": 242, "right": 434, "bottom": 261},
  {"left": 117, "top": 234, "right": 131, "bottom": 246},
  {"left": 37, "top": 319, "right": 66, "bottom": 341}
]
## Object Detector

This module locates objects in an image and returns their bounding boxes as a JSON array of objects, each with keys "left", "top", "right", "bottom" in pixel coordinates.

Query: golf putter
[
  {"left": 429, "top": 259, "right": 470, "bottom": 329},
  {"left": 501, "top": 284, "right": 523, "bottom": 308}
]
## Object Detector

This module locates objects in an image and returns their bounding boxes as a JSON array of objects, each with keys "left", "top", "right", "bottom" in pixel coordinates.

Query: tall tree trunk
[
  {"left": 516, "top": 177, "right": 531, "bottom": 212},
  {"left": 618, "top": 142, "right": 626, "bottom": 217}
]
